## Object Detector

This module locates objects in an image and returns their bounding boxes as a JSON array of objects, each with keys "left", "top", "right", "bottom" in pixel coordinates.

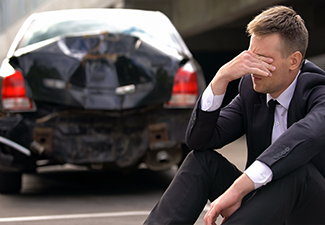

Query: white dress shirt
[{"left": 201, "top": 73, "right": 299, "bottom": 189}]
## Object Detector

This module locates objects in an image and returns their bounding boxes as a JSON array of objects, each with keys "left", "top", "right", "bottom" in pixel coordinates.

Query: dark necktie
[{"left": 266, "top": 99, "right": 278, "bottom": 146}]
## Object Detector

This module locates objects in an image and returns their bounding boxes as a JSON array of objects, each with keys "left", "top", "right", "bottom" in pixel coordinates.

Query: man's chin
[{"left": 253, "top": 86, "right": 267, "bottom": 94}]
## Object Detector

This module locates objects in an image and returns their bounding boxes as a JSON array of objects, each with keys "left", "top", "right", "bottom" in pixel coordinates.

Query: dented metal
[{"left": 10, "top": 32, "right": 179, "bottom": 110}]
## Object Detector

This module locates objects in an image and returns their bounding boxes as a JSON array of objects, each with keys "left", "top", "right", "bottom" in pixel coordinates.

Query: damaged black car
[{"left": 0, "top": 8, "right": 206, "bottom": 193}]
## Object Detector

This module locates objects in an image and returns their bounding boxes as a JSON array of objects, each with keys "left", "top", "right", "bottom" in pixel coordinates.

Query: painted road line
[
  {"left": 0, "top": 211, "right": 150, "bottom": 222},
  {"left": 0, "top": 203, "right": 211, "bottom": 223}
]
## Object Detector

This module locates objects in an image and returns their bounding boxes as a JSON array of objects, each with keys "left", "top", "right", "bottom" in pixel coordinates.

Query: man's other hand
[{"left": 204, "top": 174, "right": 255, "bottom": 225}]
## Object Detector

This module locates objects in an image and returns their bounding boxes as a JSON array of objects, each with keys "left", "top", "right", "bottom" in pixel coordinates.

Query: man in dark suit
[{"left": 144, "top": 5, "right": 325, "bottom": 225}]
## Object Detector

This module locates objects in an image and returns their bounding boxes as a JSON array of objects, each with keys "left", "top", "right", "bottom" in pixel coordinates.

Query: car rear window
[{"left": 17, "top": 10, "right": 184, "bottom": 55}]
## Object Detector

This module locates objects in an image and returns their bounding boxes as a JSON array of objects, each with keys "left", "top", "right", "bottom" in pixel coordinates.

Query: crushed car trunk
[{"left": 10, "top": 32, "right": 181, "bottom": 110}]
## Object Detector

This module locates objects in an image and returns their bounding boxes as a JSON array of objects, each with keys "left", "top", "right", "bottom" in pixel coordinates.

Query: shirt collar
[{"left": 266, "top": 71, "right": 300, "bottom": 110}]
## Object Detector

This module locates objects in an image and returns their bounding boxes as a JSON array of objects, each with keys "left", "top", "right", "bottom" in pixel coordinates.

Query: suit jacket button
[
  {"left": 192, "top": 116, "right": 196, "bottom": 123},
  {"left": 192, "top": 111, "right": 196, "bottom": 119},
  {"left": 191, "top": 112, "right": 196, "bottom": 127}
]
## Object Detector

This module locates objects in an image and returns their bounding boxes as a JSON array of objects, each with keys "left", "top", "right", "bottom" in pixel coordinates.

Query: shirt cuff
[
  {"left": 201, "top": 83, "right": 225, "bottom": 111},
  {"left": 244, "top": 160, "right": 273, "bottom": 189}
]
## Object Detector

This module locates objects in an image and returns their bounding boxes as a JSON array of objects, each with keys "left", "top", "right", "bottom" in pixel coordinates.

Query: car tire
[{"left": 0, "top": 170, "right": 22, "bottom": 194}]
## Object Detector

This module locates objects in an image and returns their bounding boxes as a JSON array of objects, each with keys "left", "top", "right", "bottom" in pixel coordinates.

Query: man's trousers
[{"left": 143, "top": 150, "right": 325, "bottom": 225}]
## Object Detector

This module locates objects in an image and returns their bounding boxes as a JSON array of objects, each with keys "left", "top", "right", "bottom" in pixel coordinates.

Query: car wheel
[{"left": 0, "top": 170, "right": 22, "bottom": 194}]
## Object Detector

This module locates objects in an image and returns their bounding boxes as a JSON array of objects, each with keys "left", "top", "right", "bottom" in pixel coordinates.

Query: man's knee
[
  {"left": 183, "top": 150, "right": 228, "bottom": 171},
  {"left": 286, "top": 162, "right": 323, "bottom": 184},
  {"left": 270, "top": 162, "right": 325, "bottom": 200},
  {"left": 296, "top": 163, "right": 325, "bottom": 191}
]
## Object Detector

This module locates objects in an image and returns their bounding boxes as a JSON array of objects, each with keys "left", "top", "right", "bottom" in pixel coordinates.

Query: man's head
[
  {"left": 246, "top": 6, "right": 308, "bottom": 98},
  {"left": 247, "top": 5, "right": 308, "bottom": 63}
]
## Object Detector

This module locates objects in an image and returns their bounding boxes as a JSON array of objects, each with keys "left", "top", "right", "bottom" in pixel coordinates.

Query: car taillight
[
  {"left": 167, "top": 63, "right": 198, "bottom": 108},
  {"left": 1, "top": 70, "right": 34, "bottom": 111}
]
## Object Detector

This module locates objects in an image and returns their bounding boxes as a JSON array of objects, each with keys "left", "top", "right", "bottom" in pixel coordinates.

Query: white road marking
[
  {"left": 0, "top": 203, "right": 211, "bottom": 222},
  {"left": 0, "top": 211, "right": 150, "bottom": 222}
]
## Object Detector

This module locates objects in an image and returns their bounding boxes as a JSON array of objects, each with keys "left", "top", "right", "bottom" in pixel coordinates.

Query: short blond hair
[{"left": 247, "top": 6, "right": 308, "bottom": 61}]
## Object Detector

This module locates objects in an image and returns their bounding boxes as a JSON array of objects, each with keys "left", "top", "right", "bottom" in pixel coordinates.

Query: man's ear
[{"left": 289, "top": 51, "right": 302, "bottom": 70}]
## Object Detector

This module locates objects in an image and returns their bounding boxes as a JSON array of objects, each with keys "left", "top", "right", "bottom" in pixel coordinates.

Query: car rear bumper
[{"left": 1, "top": 104, "right": 192, "bottom": 171}]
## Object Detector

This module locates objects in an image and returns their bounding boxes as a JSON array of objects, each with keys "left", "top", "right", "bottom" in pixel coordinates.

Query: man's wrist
[
  {"left": 244, "top": 160, "right": 273, "bottom": 189},
  {"left": 201, "top": 84, "right": 225, "bottom": 111},
  {"left": 210, "top": 72, "right": 229, "bottom": 96},
  {"left": 231, "top": 173, "right": 255, "bottom": 198}
]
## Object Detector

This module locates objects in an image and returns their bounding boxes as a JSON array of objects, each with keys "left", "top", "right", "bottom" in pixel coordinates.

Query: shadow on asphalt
[{"left": 20, "top": 166, "right": 177, "bottom": 196}]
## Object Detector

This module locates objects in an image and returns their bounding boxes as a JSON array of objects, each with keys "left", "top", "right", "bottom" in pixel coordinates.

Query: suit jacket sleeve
[{"left": 185, "top": 83, "right": 246, "bottom": 151}]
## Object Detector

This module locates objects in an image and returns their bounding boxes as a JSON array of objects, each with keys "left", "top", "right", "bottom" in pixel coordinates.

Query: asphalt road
[{"left": 0, "top": 136, "right": 246, "bottom": 225}]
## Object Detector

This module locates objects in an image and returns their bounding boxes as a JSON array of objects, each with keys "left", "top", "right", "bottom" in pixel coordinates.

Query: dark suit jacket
[{"left": 186, "top": 60, "right": 325, "bottom": 180}]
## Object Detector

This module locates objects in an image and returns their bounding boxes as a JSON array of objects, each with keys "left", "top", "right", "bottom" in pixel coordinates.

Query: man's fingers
[
  {"left": 259, "top": 61, "right": 276, "bottom": 76},
  {"left": 255, "top": 53, "right": 273, "bottom": 63},
  {"left": 204, "top": 206, "right": 219, "bottom": 225},
  {"left": 249, "top": 57, "right": 276, "bottom": 77},
  {"left": 244, "top": 61, "right": 272, "bottom": 77},
  {"left": 243, "top": 51, "right": 275, "bottom": 76},
  {"left": 256, "top": 56, "right": 276, "bottom": 71},
  {"left": 252, "top": 67, "right": 271, "bottom": 76},
  {"left": 265, "top": 62, "right": 276, "bottom": 71}
]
